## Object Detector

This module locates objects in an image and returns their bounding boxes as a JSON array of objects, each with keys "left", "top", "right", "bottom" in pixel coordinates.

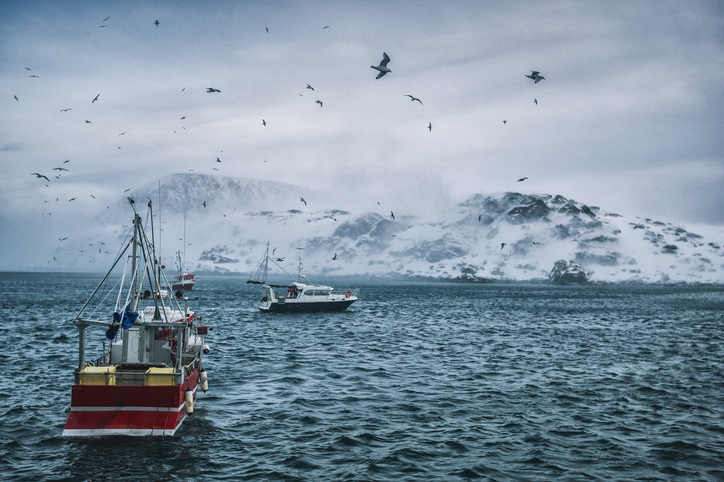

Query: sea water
[{"left": 1, "top": 272, "right": 723, "bottom": 481}]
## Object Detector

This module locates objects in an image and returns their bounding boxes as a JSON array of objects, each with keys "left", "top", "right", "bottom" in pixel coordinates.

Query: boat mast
[{"left": 263, "top": 241, "right": 269, "bottom": 285}]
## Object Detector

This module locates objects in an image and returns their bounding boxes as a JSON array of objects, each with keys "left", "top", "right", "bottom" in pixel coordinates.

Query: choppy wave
[{"left": 1, "top": 274, "right": 723, "bottom": 481}]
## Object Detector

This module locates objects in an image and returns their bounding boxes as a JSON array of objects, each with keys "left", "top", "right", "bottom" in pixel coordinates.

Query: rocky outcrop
[{"left": 549, "top": 259, "right": 589, "bottom": 284}]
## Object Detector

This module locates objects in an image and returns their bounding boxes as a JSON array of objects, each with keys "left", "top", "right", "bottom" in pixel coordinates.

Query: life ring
[{"left": 345, "top": 291, "right": 351, "bottom": 298}]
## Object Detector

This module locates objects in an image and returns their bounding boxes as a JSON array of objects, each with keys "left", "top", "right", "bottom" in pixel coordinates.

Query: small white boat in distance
[{"left": 247, "top": 243, "right": 360, "bottom": 313}]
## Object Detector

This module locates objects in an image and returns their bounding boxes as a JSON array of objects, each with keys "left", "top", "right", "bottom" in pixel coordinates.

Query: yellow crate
[
  {"left": 79, "top": 366, "right": 116, "bottom": 386},
  {"left": 145, "top": 367, "right": 176, "bottom": 386}
]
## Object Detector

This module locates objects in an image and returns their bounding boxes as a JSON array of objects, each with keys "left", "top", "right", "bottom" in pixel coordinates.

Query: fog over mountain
[{"left": 38, "top": 174, "right": 723, "bottom": 284}]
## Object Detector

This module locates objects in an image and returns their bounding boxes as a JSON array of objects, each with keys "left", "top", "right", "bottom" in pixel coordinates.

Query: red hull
[{"left": 63, "top": 369, "right": 199, "bottom": 437}]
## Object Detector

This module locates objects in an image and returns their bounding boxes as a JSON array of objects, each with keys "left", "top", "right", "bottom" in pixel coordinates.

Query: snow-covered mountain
[{"left": 52, "top": 174, "right": 723, "bottom": 284}]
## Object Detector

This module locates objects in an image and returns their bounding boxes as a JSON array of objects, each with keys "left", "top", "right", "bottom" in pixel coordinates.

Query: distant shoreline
[{"left": 2, "top": 270, "right": 721, "bottom": 287}]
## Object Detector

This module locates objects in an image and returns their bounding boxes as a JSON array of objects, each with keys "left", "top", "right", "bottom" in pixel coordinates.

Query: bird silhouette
[
  {"left": 405, "top": 95, "right": 422, "bottom": 104},
  {"left": 59, "top": 237, "right": 67, "bottom": 241},
  {"left": 262, "top": 119, "right": 266, "bottom": 126},
  {"left": 525, "top": 70, "right": 545, "bottom": 83},
  {"left": 24, "top": 67, "right": 31, "bottom": 71},
  {"left": 332, "top": 253, "right": 338, "bottom": 260},
  {"left": 503, "top": 120, "right": 507, "bottom": 124},
  {"left": 29, "top": 75, "right": 39, "bottom": 78},
  {"left": 479, "top": 214, "right": 482, "bottom": 222},
  {"left": 32, "top": 173, "right": 50, "bottom": 181},
  {"left": 517, "top": 177, "right": 528, "bottom": 182},
  {"left": 68, "top": 198, "right": 76, "bottom": 202},
  {"left": 371, "top": 52, "right": 391, "bottom": 79},
  {"left": 428, "top": 122, "right": 432, "bottom": 131},
  {"left": 316, "top": 100, "right": 323, "bottom": 107},
  {"left": 154, "top": 20, "right": 160, "bottom": 26},
  {"left": 300, "top": 197, "right": 307, "bottom": 206},
  {"left": 103, "top": 16, "right": 110, "bottom": 21},
  {"left": 118, "top": 132, "right": 127, "bottom": 136},
  {"left": 60, "top": 108, "right": 72, "bottom": 112},
  {"left": 216, "top": 157, "right": 221, "bottom": 162},
  {"left": 534, "top": 98, "right": 538, "bottom": 105},
  {"left": 53, "top": 167, "right": 68, "bottom": 171},
  {"left": 390, "top": 211, "right": 395, "bottom": 220},
  {"left": 306, "top": 84, "right": 314, "bottom": 91},
  {"left": 206, "top": 88, "right": 221, "bottom": 93},
  {"left": 203, "top": 201, "right": 207, "bottom": 208},
  {"left": 92, "top": 93, "right": 100, "bottom": 103},
  {"left": 85, "top": 120, "right": 92, "bottom": 124},
  {"left": 14, "top": 95, "right": 18, "bottom": 101},
  {"left": 323, "top": 26, "right": 329, "bottom": 29},
  {"left": 500, "top": 243, "right": 506, "bottom": 250}
]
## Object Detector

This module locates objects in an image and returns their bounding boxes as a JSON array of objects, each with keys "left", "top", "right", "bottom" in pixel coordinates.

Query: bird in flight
[
  {"left": 332, "top": 253, "right": 338, "bottom": 260},
  {"left": 85, "top": 120, "right": 92, "bottom": 123},
  {"left": 479, "top": 214, "right": 482, "bottom": 222},
  {"left": 300, "top": 197, "right": 307, "bottom": 206},
  {"left": 154, "top": 20, "right": 160, "bottom": 26},
  {"left": 59, "top": 237, "right": 67, "bottom": 241},
  {"left": 266, "top": 27, "right": 268, "bottom": 32},
  {"left": 323, "top": 26, "right": 329, "bottom": 29},
  {"left": 119, "top": 132, "right": 127, "bottom": 136},
  {"left": 29, "top": 75, "right": 39, "bottom": 78},
  {"left": 123, "top": 189, "right": 130, "bottom": 193},
  {"left": 68, "top": 198, "right": 76, "bottom": 202},
  {"left": 14, "top": 95, "right": 18, "bottom": 101},
  {"left": 316, "top": 100, "right": 323, "bottom": 107},
  {"left": 53, "top": 167, "right": 68, "bottom": 171},
  {"left": 534, "top": 98, "right": 538, "bottom": 105},
  {"left": 306, "top": 84, "right": 314, "bottom": 91},
  {"left": 207, "top": 88, "right": 221, "bottom": 93},
  {"left": 103, "top": 16, "right": 110, "bottom": 22},
  {"left": 63, "top": 160, "right": 69, "bottom": 164},
  {"left": 500, "top": 242, "right": 506, "bottom": 250},
  {"left": 24, "top": 67, "right": 31, "bottom": 71},
  {"left": 216, "top": 157, "right": 221, "bottom": 162},
  {"left": 203, "top": 201, "right": 207, "bottom": 208},
  {"left": 390, "top": 211, "right": 395, "bottom": 220},
  {"left": 525, "top": 71, "right": 545, "bottom": 83},
  {"left": 405, "top": 95, "right": 423, "bottom": 105},
  {"left": 262, "top": 119, "right": 266, "bottom": 126},
  {"left": 428, "top": 122, "right": 432, "bottom": 132},
  {"left": 503, "top": 120, "right": 507, "bottom": 124},
  {"left": 371, "top": 52, "right": 391, "bottom": 79},
  {"left": 517, "top": 177, "right": 528, "bottom": 182},
  {"left": 32, "top": 173, "right": 50, "bottom": 182},
  {"left": 92, "top": 93, "right": 100, "bottom": 103},
  {"left": 60, "top": 108, "right": 72, "bottom": 112}
]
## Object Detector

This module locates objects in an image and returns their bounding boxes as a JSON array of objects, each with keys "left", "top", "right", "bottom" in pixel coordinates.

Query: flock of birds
[{"left": 15, "top": 14, "right": 547, "bottom": 265}]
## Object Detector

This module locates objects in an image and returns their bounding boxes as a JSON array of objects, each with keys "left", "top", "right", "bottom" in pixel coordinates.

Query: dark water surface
[{"left": 1, "top": 273, "right": 723, "bottom": 481}]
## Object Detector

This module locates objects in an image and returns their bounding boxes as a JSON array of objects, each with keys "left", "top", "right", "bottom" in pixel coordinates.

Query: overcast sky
[{"left": 2, "top": 1, "right": 723, "bottom": 269}]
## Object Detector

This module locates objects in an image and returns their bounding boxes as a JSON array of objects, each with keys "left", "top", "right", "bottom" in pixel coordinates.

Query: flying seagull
[
  {"left": 154, "top": 20, "right": 160, "bottom": 26},
  {"left": 266, "top": 27, "right": 268, "bottom": 32},
  {"left": 118, "top": 132, "right": 127, "bottom": 136},
  {"left": 85, "top": 120, "right": 92, "bottom": 123},
  {"left": 24, "top": 67, "right": 31, "bottom": 71},
  {"left": 371, "top": 52, "right": 391, "bottom": 79},
  {"left": 315, "top": 100, "right": 323, "bottom": 107},
  {"left": 92, "top": 93, "right": 100, "bottom": 103},
  {"left": 63, "top": 160, "right": 69, "bottom": 164},
  {"left": 216, "top": 157, "right": 221, "bottom": 162},
  {"left": 300, "top": 197, "right": 307, "bottom": 206},
  {"left": 14, "top": 95, "right": 18, "bottom": 101},
  {"left": 405, "top": 95, "right": 423, "bottom": 105},
  {"left": 517, "top": 177, "right": 528, "bottom": 182},
  {"left": 103, "top": 16, "right": 110, "bottom": 22},
  {"left": 479, "top": 214, "right": 482, "bottom": 222},
  {"left": 534, "top": 98, "right": 538, "bottom": 105},
  {"left": 525, "top": 71, "right": 545, "bottom": 83},
  {"left": 332, "top": 253, "right": 338, "bottom": 260},
  {"left": 500, "top": 242, "right": 506, "bottom": 250},
  {"left": 32, "top": 173, "right": 50, "bottom": 182},
  {"left": 306, "top": 84, "right": 314, "bottom": 91},
  {"left": 503, "top": 120, "right": 507, "bottom": 124},
  {"left": 428, "top": 122, "right": 432, "bottom": 131},
  {"left": 29, "top": 75, "right": 39, "bottom": 78},
  {"left": 390, "top": 211, "right": 395, "bottom": 220},
  {"left": 53, "top": 167, "right": 68, "bottom": 171},
  {"left": 323, "top": 26, "right": 329, "bottom": 29},
  {"left": 207, "top": 88, "right": 221, "bottom": 93},
  {"left": 203, "top": 201, "right": 207, "bottom": 208},
  {"left": 59, "top": 237, "right": 67, "bottom": 241},
  {"left": 60, "top": 108, "right": 72, "bottom": 112},
  {"left": 68, "top": 198, "right": 76, "bottom": 202},
  {"left": 262, "top": 119, "right": 266, "bottom": 126}
]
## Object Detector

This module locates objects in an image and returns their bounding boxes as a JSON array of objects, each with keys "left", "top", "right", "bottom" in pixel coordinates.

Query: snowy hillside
[{"left": 51, "top": 174, "right": 723, "bottom": 283}]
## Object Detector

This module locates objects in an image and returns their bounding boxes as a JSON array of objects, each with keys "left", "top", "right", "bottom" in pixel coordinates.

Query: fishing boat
[
  {"left": 171, "top": 250, "right": 196, "bottom": 292},
  {"left": 63, "top": 198, "right": 211, "bottom": 437},
  {"left": 247, "top": 243, "right": 360, "bottom": 313}
]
